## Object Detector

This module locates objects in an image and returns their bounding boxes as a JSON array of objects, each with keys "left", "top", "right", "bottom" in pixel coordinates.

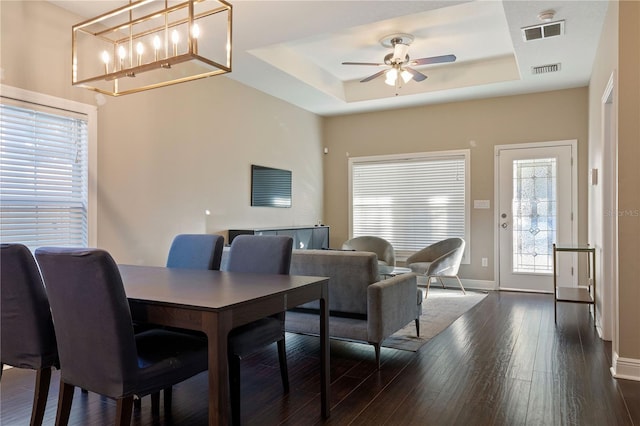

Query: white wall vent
[
  {"left": 532, "top": 63, "right": 561, "bottom": 75},
  {"left": 521, "top": 20, "right": 565, "bottom": 42}
]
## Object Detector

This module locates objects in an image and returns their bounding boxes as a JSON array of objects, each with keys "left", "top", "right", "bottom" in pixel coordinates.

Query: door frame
[{"left": 494, "top": 140, "right": 579, "bottom": 291}]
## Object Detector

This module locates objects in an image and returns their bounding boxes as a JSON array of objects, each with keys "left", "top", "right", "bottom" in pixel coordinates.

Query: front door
[{"left": 497, "top": 141, "right": 576, "bottom": 292}]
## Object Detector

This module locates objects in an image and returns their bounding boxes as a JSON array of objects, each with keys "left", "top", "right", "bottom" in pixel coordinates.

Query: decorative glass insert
[{"left": 512, "top": 158, "right": 557, "bottom": 273}]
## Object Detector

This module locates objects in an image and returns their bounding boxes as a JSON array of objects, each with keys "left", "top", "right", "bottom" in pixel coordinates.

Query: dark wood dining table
[{"left": 118, "top": 264, "right": 330, "bottom": 425}]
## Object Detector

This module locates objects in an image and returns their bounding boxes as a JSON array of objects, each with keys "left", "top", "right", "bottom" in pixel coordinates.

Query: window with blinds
[
  {"left": 1, "top": 98, "right": 89, "bottom": 250},
  {"left": 349, "top": 150, "right": 470, "bottom": 260}
]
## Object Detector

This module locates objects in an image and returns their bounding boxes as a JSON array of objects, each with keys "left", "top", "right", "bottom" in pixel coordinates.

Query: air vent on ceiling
[
  {"left": 532, "top": 63, "right": 561, "bottom": 75},
  {"left": 521, "top": 20, "right": 565, "bottom": 42}
]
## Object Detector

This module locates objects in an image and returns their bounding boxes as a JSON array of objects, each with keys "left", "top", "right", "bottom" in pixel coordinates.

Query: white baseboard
[
  {"left": 415, "top": 276, "right": 496, "bottom": 292},
  {"left": 611, "top": 351, "right": 640, "bottom": 381}
]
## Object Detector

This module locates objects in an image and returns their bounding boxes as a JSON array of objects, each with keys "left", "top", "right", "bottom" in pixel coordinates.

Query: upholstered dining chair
[
  {"left": 166, "top": 233, "right": 225, "bottom": 270},
  {"left": 405, "top": 237, "right": 466, "bottom": 295},
  {"left": 35, "top": 247, "right": 209, "bottom": 426},
  {"left": 1, "top": 243, "right": 59, "bottom": 426},
  {"left": 134, "top": 233, "right": 225, "bottom": 410},
  {"left": 224, "top": 234, "right": 294, "bottom": 425},
  {"left": 342, "top": 235, "right": 396, "bottom": 267}
]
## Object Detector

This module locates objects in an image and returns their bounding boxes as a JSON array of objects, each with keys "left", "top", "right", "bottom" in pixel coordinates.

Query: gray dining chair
[
  {"left": 1, "top": 243, "right": 59, "bottom": 426},
  {"left": 224, "top": 234, "right": 294, "bottom": 425},
  {"left": 35, "top": 247, "right": 209, "bottom": 425},
  {"left": 342, "top": 235, "right": 396, "bottom": 267},
  {"left": 136, "top": 233, "right": 224, "bottom": 410},
  {"left": 405, "top": 237, "right": 466, "bottom": 294},
  {"left": 166, "top": 234, "right": 225, "bottom": 270}
]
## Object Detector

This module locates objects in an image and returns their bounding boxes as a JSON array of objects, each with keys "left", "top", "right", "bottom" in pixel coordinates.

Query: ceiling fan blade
[
  {"left": 342, "top": 61, "right": 385, "bottom": 66},
  {"left": 404, "top": 67, "right": 428, "bottom": 82},
  {"left": 410, "top": 54, "right": 457, "bottom": 66},
  {"left": 360, "top": 69, "right": 387, "bottom": 83}
]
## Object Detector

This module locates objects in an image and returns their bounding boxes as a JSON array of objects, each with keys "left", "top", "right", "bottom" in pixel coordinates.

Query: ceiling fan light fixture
[
  {"left": 400, "top": 69, "right": 412, "bottom": 84},
  {"left": 384, "top": 68, "right": 398, "bottom": 86}
]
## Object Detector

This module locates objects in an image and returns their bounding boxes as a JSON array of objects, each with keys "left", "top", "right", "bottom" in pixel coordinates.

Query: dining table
[{"left": 118, "top": 264, "right": 330, "bottom": 425}]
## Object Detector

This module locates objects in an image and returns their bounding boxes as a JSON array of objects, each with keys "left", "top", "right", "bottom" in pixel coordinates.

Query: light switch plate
[{"left": 474, "top": 199, "right": 490, "bottom": 209}]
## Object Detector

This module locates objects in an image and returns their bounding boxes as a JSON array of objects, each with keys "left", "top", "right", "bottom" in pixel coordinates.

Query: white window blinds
[
  {"left": 1, "top": 100, "right": 89, "bottom": 250},
  {"left": 350, "top": 151, "right": 469, "bottom": 259}
]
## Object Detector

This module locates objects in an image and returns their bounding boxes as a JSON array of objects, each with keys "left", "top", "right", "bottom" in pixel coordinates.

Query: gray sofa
[{"left": 285, "top": 249, "right": 422, "bottom": 368}]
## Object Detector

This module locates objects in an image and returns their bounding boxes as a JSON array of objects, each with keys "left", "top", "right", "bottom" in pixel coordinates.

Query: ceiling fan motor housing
[{"left": 384, "top": 52, "right": 410, "bottom": 66}]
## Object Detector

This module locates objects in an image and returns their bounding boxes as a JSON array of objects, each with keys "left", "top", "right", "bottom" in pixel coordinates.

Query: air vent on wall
[
  {"left": 521, "top": 20, "right": 565, "bottom": 42},
  {"left": 532, "top": 63, "right": 561, "bottom": 75}
]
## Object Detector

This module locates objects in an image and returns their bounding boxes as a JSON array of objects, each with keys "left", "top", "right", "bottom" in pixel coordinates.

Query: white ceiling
[{"left": 50, "top": 0, "right": 609, "bottom": 116}]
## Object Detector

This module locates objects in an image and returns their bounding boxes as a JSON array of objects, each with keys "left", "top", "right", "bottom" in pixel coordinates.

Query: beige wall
[
  {"left": 1, "top": 1, "right": 324, "bottom": 266},
  {"left": 98, "top": 79, "right": 324, "bottom": 265},
  {"left": 323, "top": 88, "right": 589, "bottom": 281},
  {"left": 616, "top": 0, "right": 640, "bottom": 361},
  {"left": 0, "top": 1, "right": 94, "bottom": 105},
  {"left": 588, "top": 0, "right": 640, "bottom": 370}
]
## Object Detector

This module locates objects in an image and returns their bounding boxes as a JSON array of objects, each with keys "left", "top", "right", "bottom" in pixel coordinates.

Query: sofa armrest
[{"left": 367, "top": 273, "right": 419, "bottom": 344}]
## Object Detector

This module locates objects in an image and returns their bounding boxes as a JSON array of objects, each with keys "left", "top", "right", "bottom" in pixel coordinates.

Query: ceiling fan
[{"left": 342, "top": 33, "right": 456, "bottom": 88}]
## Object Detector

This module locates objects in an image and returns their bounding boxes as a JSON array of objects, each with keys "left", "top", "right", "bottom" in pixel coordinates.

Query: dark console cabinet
[{"left": 228, "top": 226, "right": 329, "bottom": 250}]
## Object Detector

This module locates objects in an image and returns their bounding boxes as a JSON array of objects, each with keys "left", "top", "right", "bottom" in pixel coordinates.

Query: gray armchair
[
  {"left": 405, "top": 238, "right": 466, "bottom": 294},
  {"left": 342, "top": 236, "right": 395, "bottom": 267}
]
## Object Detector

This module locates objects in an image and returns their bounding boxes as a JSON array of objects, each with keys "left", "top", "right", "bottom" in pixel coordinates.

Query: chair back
[
  {"left": 166, "top": 234, "right": 224, "bottom": 270},
  {"left": 0, "top": 244, "right": 58, "bottom": 370},
  {"left": 35, "top": 247, "right": 138, "bottom": 398},
  {"left": 225, "top": 235, "right": 293, "bottom": 274},
  {"left": 443, "top": 238, "right": 466, "bottom": 275},
  {"left": 342, "top": 235, "right": 395, "bottom": 266},
  {"left": 406, "top": 237, "right": 465, "bottom": 276}
]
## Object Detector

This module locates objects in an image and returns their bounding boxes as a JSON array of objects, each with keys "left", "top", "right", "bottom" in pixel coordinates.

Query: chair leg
[
  {"left": 133, "top": 395, "right": 141, "bottom": 410},
  {"left": 164, "top": 387, "right": 173, "bottom": 412},
  {"left": 229, "top": 354, "right": 241, "bottom": 426},
  {"left": 115, "top": 396, "right": 134, "bottom": 426},
  {"left": 151, "top": 392, "right": 160, "bottom": 416},
  {"left": 437, "top": 277, "right": 446, "bottom": 289},
  {"left": 31, "top": 367, "right": 52, "bottom": 426},
  {"left": 277, "top": 339, "right": 289, "bottom": 393},
  {"left": 455, "top": 275, "right": 466, "bottom": 294},
  {"left": 55, "top": 381, "right": 74, "bottom": 426},
  {"left": 373, "top": 343, "right": 381, "bottom": 370},
  {"left": 415, "top": 318, "right": 420, "bottom": 337}
]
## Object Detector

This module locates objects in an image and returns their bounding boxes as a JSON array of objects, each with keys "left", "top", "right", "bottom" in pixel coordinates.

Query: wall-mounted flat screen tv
[{"left": 251, "top": 164, "right": 292, "bottom": 208}]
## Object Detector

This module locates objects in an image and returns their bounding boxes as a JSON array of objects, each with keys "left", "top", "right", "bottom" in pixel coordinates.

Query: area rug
[{"left": 382, "top": 287, "right": 488, "bottom": 352}]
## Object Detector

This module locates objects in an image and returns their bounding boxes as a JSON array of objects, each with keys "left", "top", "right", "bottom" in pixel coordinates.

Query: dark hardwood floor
[{"left": 2, "top": 291, "right": 639, "bottom": 425}]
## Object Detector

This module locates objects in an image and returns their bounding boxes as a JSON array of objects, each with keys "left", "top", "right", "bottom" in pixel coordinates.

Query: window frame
[
  {"left": 1, "top": 84, "right": 97, "bottom": 248},
  {"left": 348, "top": 149, "right": 470, "bottom": 263}
]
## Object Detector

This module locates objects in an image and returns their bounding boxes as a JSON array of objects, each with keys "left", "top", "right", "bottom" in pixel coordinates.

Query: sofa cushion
[{"left": 290, "top": 249, "right": 379, "bottom": 315}]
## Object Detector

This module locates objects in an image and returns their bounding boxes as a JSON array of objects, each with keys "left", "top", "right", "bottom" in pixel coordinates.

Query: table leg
[
  {"left": 320, "top": 286, "right": 330, "bottom": 418},
  {"left": 202, "top": 311, "right": 232, "bottom": 426}
]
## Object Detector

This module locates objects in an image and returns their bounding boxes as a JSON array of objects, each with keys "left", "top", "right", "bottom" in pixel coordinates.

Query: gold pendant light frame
[{"left": 72, "top": 0, "right": 232, "bottom": 96}]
